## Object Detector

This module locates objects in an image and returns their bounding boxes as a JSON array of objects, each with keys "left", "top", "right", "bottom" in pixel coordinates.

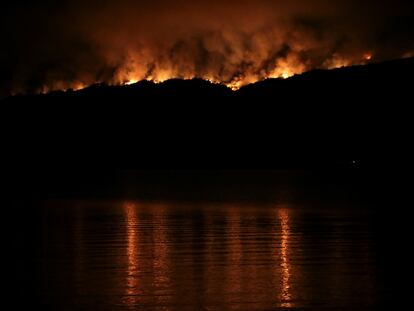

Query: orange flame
[
  {"left": 30, "top": 51, "right": 373, "bottom": 94},
  {"left": 363, "top": 52, "right": 373, "bottom": 61}
]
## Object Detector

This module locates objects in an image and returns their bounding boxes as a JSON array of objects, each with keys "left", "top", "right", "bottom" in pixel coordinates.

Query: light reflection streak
[
  {"left": 124, "top": 202, "right": 140, "bottom": 307},
  {"left": 121, "top": 202, "right": 297, "bottom": 309},
  {"left": 279, "top": 208, "right": 293, "bottom": 308},
  {"left": 74, "top": 205, "right": 85, "bottom": 299},
  {"left": 152, "top": 204, "right": 171, "bottom": 304},
  {"left": 226, "top": 207, "right": 242, "bottom": 299}
]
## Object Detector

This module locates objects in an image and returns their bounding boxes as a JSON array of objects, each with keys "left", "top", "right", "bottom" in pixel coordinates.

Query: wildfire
[
  {"left": 324, "top": 54, "right": 351, "bottom": 69},
  {"left": 6, "top": 0, "right": 409, "bottom": 99},
  {"left": 37, "top": 81, "right": 87, "bottom": 94},
  {"left": 150, "top": 69, "right": 175, "bottom": 84},
  {"left": 269, "top": 69, "right": 295, "bottom": 80},
  {"left": 27, "top": 51, "right": 370, "bottom": 95},
  {"left": 226, "top": 79, "right": 244, "bottom": 91},
  {"left": 281, "top": 72, "right": 291, "bottom": 79},
  {"left": 268, "top": 56, "right": 306, "bottom": 80}
]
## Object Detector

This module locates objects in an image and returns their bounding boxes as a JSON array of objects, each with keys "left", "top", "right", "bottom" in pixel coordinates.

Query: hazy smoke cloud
[{"left": 1, "top": 0, "right": 414, "bottom": 95}]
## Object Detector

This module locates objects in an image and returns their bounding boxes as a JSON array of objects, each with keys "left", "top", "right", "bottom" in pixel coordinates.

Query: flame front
[
  {"left": 33, "top": 49, "right": 381, "bottom": 94},
  {"left": 31, "top": 52, "right": 373, "bottom": 94}
]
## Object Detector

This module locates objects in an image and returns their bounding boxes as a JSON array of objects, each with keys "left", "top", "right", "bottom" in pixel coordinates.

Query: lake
[{"left": 14, "top": 199, "right": 398, "bottom": 310}]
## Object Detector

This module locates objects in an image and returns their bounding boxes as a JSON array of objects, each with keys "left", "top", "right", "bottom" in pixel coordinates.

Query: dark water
[{"left": 19, "top": 200, "right": 397, "bottom": 310}]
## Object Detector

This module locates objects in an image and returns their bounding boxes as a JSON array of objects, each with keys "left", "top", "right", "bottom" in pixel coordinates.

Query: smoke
[{"left": 2, "top": 0, "right": 414, "bottom": 95}]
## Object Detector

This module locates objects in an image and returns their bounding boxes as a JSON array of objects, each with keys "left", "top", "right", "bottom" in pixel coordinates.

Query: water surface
[{"left": 23, "top": 201, "right": 394, "bottom": 310}]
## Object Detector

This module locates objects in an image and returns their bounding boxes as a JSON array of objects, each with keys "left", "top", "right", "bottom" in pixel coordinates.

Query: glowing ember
[
  {"left": 125, "top": 79, "right": 138, "bottom": 86},
  {"left": 226, "top": 80, "right": 243, "bottom": 91},
  {"left": 72, "top": 82, "right": 86, "bottom": 91},
  {"left": 281, "top": 72, "right": 291, "bottom": 79},
  {"left": 363, "top": 52, "right": 373, "bottom": 61}
]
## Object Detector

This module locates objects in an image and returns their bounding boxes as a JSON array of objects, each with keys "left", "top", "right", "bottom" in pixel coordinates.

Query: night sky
[{"left": 2, "top": 0, "right": 414, "bottom": 95}]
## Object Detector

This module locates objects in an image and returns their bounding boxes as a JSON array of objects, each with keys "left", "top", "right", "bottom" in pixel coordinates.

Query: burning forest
[{"left": 1, "top": 0, "right": 413, "bottom": 97}]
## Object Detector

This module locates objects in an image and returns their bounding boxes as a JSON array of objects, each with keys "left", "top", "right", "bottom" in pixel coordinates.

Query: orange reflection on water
[
  {"left": 152, "top": 204, "right": 171, "bottom": 292},
  {"left": 123, "top": 202, "right": 172, "bottom": 307},
  {"left": 226, "top": 207, "right": 242, "bottom": 299},
  {"left": 124, "top": 202, "right": 140, "bottom": 306},
  {"left": 279, "top": 208, "right": 292, "bottom": 308},
  {"left": 74, "top": 205, "right": 85, "bottom": 298}
]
